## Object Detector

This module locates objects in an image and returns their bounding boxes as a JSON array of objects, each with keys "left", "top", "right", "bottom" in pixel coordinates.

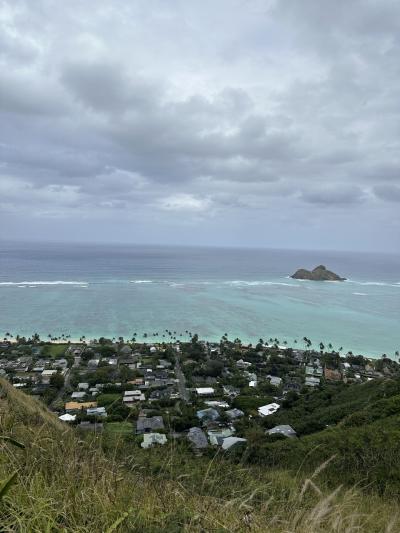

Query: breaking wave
[
  {"left": 345, "top": 280, "right": 400, "bottom": 288},
  {"left": 225, "top": 280, "right": 300, "bottom": 287},
  {"left": 0, "top": 280, "right": 88, "bottom": 286}
]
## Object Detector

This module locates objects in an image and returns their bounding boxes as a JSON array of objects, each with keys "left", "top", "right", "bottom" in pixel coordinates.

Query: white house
[
  {"left": 123, "top": 390, "right": 145, "bottom": 402},
  {"left": 41, "top": 369, "right": 58, "bottom": 384},
  {"left": 59, "top": 413, "right": 76, "bottom": 422},
  {"left": 141, "top": 433, "right": 167, "bottom": 449},
  {"left": 222, "top": 437, "right": 247, "bottom": 450},
  {"left": 71, "top": 391, "right": 86, "bottom": 400},
  {"left": 204, "top": 400, "right": 229, "bottom": 408},
  {"left": 195, "top": 387, "right": 215, "bottom": 396},
  {"left": 258, "top": 403, "right": 280, "bottom": 417}
]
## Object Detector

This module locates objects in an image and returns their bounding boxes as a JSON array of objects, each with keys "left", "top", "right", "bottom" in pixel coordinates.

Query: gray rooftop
[
  {"left": 136, "top": 416, "right": 165, "bottom": 434},
  {"left": 187, "top": 427, "right": 208, "bottom": 449},
  {"left": 267, "top": 425, "right": 297, "bottom": 438}
]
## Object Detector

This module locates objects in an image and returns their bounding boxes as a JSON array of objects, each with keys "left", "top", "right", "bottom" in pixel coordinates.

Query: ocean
[{"left": 0, "top": 242, "right": 399, "bottom": 358}]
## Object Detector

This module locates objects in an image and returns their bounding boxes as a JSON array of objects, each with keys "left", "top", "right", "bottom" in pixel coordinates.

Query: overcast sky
[{"left": 0, "top": 0, "right": 399, "bottom": 252}]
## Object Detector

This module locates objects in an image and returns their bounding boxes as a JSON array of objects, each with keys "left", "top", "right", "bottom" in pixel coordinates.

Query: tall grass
[{"left": 0, "top": 378, "right": 398, "bottom": 532}]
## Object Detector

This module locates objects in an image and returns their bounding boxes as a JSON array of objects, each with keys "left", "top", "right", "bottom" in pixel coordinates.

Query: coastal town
[{"left": 1, "top": 333, "right": 399, "bottom": 452}]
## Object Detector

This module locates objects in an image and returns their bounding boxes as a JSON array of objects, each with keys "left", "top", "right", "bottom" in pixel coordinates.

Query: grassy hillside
[
  {"left": 242, "top": 378, "right": 400, "bottom": 494},
  {"left": 1, "top": 378, "right": 399, "bottom": 532}
]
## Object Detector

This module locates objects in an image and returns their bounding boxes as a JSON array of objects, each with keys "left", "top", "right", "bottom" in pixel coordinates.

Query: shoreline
[{"left": 2, "top": 333, "right": 397, "bottom": 362}]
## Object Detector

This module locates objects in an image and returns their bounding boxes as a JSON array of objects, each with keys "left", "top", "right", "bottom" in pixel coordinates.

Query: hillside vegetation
[
  {"left": 1, "top": 378, "right": 399, "bottom": 532},
  {"left": 242, "top": 378, "right": 400, "bottom": 494}
]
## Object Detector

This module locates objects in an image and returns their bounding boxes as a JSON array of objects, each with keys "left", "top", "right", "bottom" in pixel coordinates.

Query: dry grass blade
[
  {"left": 0, "top": 435, "right": 25, "bottom": 449},
  {"left": 311, "top": 454, "right": 338, "bottom": 480},
  {"left": 0, "top": 471, "right": 18, "bottom": 499}
]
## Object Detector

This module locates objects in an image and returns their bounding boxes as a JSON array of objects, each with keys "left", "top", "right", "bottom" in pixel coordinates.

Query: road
[
  {"left": 50, "top": 368, "right": 70, "bottom": 410},
  {"left": 174, "top": 351, "right": 190, "bottom": 402}
]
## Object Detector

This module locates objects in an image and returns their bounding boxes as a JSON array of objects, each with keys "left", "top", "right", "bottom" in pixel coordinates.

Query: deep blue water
[{"left": 0, "top": 242, "right": 399, "bottom": 357}]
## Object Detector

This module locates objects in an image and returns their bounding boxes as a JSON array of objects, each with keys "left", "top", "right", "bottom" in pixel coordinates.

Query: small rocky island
[{"left": 291, "top": 265, "right": 346, "bottom": 281}]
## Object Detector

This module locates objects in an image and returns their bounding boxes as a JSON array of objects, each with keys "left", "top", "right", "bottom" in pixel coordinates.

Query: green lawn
[
  {"left": 103, "top": 422, "right": 134, "bottom": 446},
  {"left": 106, "top": 422, "right": 133, "bottom": 435},
  {"left": 42, "top": 344, "right": 68, "bottom": 358},
  {"left": 96, "top": 393, "right": 122, "bottom": 407}
]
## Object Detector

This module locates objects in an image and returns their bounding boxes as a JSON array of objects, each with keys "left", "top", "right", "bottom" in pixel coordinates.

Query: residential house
[
  {"left": 195, "top": 387, "right": 215, "bottom": 396},
  {"left": 59, "top": 413, "right": 76, "bottom": 422},
  {"left": 196, "top": 408, "right": 219, "bottom": 423},
  {"left": 87, "top": 406, "right": 107, "bottom": 417},
  {"left": 222, "top": 437, "right": 247, "bottom": 450},
  {"left": 41, "top": 369, "right": 58, "bottom": 385},
  {"left": 207, "top": 426, "right": 235, "bottom": 445},
  {"left": 267, "top": 425, "right": 297, "bottom": 438},
  {"left": 123, "top": 390, "right": 145, "bottom": 403},
  {"left": 71, "top": 391, "right": 86, "bottom": 400},
  {"left": 305, "top": 376, "right": 320, "bottom": 387},
  {"left": 204, "top": 400, "right": 229, "bottom": 409},
  {"left": 65, "top": 401, "right": 97, "bottom": 412},
  {"left": 187, "top": 427, "right": 208, "bottom": 450},
  {"left": 236, "top": 359, "right": 251, "bottom": 369},
  {"left": 136, "top": 416, "right": 165, "bottom": 434},
  {"left": 225, "top": 408, "right": 244, "bottom": 420},
  {"left": 223, "top": 385, "right": 240, "bottom": 398},
  {"left": 258, "top": 403, "right": 280, "bottom": 417},
  {"left": 53, "top": 358, "right": 68, "bottom": 370},
  {"left": 324, "top": 368, "right": 342, "bottom": 381},
  {"left": 141, "top": 433, "right": 167, "bottom": 448},
  {"left": 267, "top": 375, "right": 282, "bottom": 387}
]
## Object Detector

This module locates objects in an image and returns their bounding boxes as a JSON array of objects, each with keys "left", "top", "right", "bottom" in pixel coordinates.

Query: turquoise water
[{"left": 0, "top": 242, "right": 399, "bottom": 358}]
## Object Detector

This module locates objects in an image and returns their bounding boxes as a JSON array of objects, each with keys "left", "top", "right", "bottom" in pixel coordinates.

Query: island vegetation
[{"left": 291, "top": 265, "right": 346, "bottom": 281}]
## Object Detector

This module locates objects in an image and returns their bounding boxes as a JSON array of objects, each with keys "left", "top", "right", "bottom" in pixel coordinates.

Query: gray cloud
[
  {"left": 301, "top": 186, "right": 366, "bottom": 206},
  {"left": 374, "top": 184, "right": 400, "bottom": 202},
  {"left": 0, "top": 0, "right": 399, "bottom": 251}
]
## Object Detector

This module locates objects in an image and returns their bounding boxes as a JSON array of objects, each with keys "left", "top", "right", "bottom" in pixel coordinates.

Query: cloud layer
[{"left": 0, "top": 0, "right": 399, "bottom": 251}]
